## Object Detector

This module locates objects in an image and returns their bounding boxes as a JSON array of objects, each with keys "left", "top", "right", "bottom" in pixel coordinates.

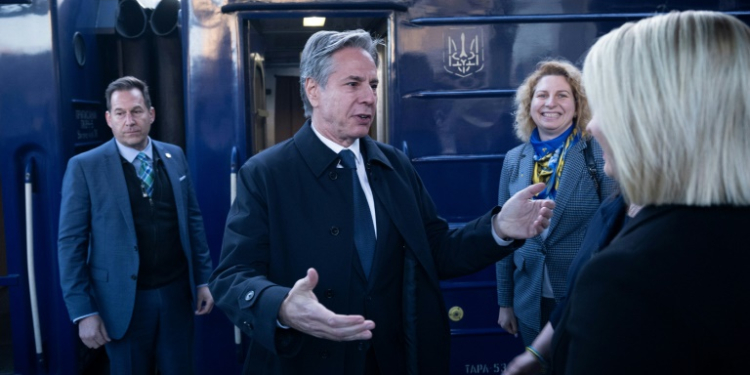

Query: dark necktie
[
  {"left": 136, "top": 152, "right": 154, "bottom": 197},
  {"left": 339, "top": 149, "right": 376, "bottom": 278}
]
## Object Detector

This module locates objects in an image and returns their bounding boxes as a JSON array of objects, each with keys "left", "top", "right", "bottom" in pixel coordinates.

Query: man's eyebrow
[{"left": 339, "top": 75, "right": 378, "bottom": 86}]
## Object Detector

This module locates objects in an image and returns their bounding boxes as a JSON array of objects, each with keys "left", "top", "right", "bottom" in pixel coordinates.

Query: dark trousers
[{"left": 105, "top": 276, "right": 194, "bottom": 375}]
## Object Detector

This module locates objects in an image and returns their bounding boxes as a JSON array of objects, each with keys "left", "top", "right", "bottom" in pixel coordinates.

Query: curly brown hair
[{"left": 513, "top": 60, "right": 591, "bottom": 142}]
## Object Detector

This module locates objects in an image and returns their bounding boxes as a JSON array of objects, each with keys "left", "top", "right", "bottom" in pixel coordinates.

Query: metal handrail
[
  {"left": 25, "top": 159, "right": 45, "bottom": 370},
  {"left": 230, "top": 147, "right": 243, "bottom": 362}
]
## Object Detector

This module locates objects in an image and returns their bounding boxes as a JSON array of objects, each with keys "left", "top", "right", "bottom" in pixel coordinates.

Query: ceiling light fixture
[{"left": 303, "top": 17, "right": 326, "bottom": 27}]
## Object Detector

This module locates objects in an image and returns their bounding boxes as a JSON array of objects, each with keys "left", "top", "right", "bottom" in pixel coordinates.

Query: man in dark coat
[{"left": 209, "top": 29, "right": 555, "bottom": 375}]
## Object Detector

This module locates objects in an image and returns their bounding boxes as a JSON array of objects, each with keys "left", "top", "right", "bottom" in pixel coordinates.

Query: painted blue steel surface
[
  {"left": 0, "top": 1, "right": 78, "bottom": 373},
  {"left": 182, "top": 0, "right": 245, "bottom": 373},
  {"left": 3, "top": 0, "right": 750, "bottom": 374}
]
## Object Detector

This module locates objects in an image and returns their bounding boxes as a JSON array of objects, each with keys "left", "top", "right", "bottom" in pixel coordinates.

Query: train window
[{"left": 73, "top": 32, "right": 86, "bottom": 67}]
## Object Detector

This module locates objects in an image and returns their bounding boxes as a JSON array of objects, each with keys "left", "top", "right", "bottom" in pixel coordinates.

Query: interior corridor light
[{"left": 303, "top": 17, "right": 326, "bottom": 27}]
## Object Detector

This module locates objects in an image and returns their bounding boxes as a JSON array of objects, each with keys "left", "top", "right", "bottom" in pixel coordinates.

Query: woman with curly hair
[{"left": 496, "top": 60, "right": 616, "bottom": 347}]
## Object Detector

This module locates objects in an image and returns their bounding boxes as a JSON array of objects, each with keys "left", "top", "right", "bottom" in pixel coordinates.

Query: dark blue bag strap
[{"left": 584, "top": 139, "right": 599, "bottom": 193}]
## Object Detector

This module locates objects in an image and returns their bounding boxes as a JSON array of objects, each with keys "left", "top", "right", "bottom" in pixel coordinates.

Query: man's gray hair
[{"left": 299, "top": 29, "right": 382, "bottom": 118}]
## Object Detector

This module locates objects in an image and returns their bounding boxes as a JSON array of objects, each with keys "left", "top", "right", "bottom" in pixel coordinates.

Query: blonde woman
[{"left": 552, "top": 11, "right": 750, "bottom": 374}]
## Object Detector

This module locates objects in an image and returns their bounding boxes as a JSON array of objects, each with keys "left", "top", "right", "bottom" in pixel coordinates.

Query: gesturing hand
[
  {"left": 278, "top": 268, "right": 375, "bottom": 341},
  {"left": 494, "top": 183, "right": 555, "bottom": 240}
]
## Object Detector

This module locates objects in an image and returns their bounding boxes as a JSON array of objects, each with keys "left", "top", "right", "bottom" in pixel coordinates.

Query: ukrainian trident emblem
[{"left": 443, "top": 28, "right": 485, "bottom": 77}]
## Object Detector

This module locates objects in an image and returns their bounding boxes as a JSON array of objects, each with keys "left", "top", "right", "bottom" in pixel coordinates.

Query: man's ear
[
  {"left": 105, "top": 111, "right": 113, "bottom": 129},
  {"left": 305, "top": 77, "right": 319, "bottom": 108}
]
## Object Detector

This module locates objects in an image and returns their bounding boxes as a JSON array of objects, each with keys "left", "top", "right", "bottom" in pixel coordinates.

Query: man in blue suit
[
  {"left": 58, "top": 76, "right": 214, "bottom": 375},
  {"left": 209, "top": 30, "right": 555, "bottom": 375}
]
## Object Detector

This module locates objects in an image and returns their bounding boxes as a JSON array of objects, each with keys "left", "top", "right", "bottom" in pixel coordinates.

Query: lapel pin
[{"left": 165, "top": 152, "right": 172, "bottom": 158}]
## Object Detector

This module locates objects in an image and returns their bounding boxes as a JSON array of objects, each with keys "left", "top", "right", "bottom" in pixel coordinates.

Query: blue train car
[{"left": 2, "top": 0, "right": 749, "bottom": 374}]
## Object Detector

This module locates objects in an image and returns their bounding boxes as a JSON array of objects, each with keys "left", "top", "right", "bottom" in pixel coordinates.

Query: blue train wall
[{"left": 1, "top": 1, "right": 749, "bottom": 374}]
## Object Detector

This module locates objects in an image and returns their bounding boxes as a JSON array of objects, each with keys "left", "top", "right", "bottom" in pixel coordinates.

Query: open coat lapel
[
  {"left": 546, "top": 140, "right": 588, "bottom": 236},
  {"left": 360, "top": 137, "right": 443, "bottom": 291},
  {"left": 154, "top": 141, "right": 186, "bottom": 226},
  {"left": 103, "top": 139, "right": 137, "bottom": 242},
  {"left": 510, "top": 143, "right": 535, "bottom": 198}
]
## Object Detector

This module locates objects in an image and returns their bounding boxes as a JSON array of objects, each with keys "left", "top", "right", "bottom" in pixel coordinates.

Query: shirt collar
[
  {"left": 115, "top": 137, "right": 153, "bottom": 163},
  {"left": 310, "top": 123, "right": 363, "bottom": 165}
]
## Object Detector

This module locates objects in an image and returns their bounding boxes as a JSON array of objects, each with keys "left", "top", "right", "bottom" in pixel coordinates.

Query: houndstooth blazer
[{"left": 495, "top": 138, "right": 616, "bottom": 333}]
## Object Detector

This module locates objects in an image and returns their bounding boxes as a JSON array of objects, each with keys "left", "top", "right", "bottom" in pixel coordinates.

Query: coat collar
[
  {"left": 293, "top": 120, "right": 393, "bottom": 176},
  {"left": 548, "top": 139, "right": 589, "bottom": 233}
]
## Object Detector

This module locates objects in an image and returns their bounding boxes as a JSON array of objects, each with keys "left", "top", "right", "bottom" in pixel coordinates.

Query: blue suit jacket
[
  {"left": 496, "top": 139, "right": 616, "bottom": 332},
  {"left": 58, "top": 138, "right": 213, "bottom": 339}
]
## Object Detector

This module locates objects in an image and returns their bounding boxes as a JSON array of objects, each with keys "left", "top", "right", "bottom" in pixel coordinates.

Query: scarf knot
[{"left": 530, "top": 125, "right": 580, "bottom": 199}]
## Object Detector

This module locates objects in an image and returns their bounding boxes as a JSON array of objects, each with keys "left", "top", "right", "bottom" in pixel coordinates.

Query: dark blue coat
[
  {"left": 552, "top": 205, "right": 750, "bottom": 374},
  {"left": 548, "top": 193, "right": 627, "bottom": 327},
  {"left": 210, "top": 121, "right": 521, "bottom": 374}
]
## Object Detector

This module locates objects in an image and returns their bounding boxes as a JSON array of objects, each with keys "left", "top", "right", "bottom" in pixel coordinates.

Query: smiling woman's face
[{"left": 530, "top": 75, "right": 576, "bottom": 141}]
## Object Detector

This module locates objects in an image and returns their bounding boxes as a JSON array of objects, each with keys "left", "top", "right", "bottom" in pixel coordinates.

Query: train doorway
[{"left": 239, "top": 14, "right": 391, "bottom": 151}]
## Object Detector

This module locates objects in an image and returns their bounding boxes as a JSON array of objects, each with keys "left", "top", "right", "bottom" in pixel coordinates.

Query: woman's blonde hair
[
  {"left": 583, "top": 11, "right": 750, "bottom": 206},
  {"left": 513, "top": 60, "right": 591, "bottom": 142}
]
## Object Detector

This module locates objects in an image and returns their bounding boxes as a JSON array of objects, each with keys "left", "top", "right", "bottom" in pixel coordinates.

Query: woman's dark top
[
  {"left": 551, "top": 205, "right": 750, "bottom": 374},
  {"left": 548, "top": 193, "right": 627, "bottom": 327}
]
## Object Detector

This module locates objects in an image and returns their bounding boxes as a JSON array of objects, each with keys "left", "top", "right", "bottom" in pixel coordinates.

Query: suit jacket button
[
  {"left": 330, "top": 227, "right": 339, "bottom": 236},
  {"left": 328, "top": 171, "right": 338, "bottom": 180},
  {"left": 358, "top": 342, "right": 364, "bottom": 351},
  {"left": 320, "top": 350, "right": 330, "bottom": 359},
  {"left": 324, "top": 289, "right": 334, "bottom": 299},
  {"left": 245, "top": 290, "right": 255, "bottom": 301},
  {"left": 130, "top": 275, "right": 137, "bottom": 280}
]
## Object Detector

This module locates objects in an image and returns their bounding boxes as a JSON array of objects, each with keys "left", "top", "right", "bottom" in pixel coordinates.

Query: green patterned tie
[{"left": 136, "top": 152, "right": 154, "bottom": 197}]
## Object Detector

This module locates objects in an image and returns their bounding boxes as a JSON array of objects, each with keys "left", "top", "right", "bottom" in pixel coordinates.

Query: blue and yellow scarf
[{"left": 530, "top": 125, "right": 580, "bottom": 200}]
